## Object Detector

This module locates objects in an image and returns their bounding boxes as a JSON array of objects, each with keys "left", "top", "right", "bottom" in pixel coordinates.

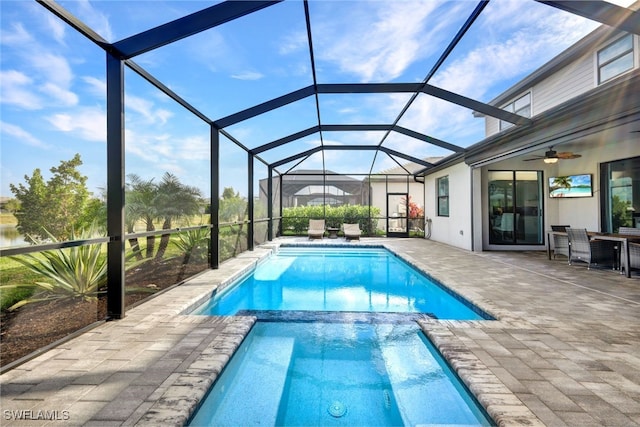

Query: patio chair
[
  {"left": 618, "top": 228, "right": 640, "bottom": 274},
  {"left": 618, "top": 227, "right": 640, "bottom": 236},
  {"left": 307, "top": 219, "right": 325, "bottom": 239},
  {"left": 550, "top": 225, "right": 570, "bottom": 260},
  {"left": 629, "top": 243, "right": 640, "bottom": 271},
  {"left": 566, "top": 228, "right": 616, "bottom": 269},
  {"left": 343, "top": 223, "right": 362, "bottom": 240}
]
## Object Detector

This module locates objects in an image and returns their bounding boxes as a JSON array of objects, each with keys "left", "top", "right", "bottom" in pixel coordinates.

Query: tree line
[{"left": 8, "top": 154, "right": 249, "bottom": 258}]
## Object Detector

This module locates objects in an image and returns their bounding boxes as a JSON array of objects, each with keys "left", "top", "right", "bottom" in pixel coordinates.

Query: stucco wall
[{"left": 423, "top": 162, "right": 473, "bottom": 250}]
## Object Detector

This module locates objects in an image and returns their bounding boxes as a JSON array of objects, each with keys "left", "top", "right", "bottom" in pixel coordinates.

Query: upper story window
[
  {"left": 437, "top": 176, "right": 449, "bottom": 217},
  {"left": 598, "top": 34, "right": 634, "bottom": 84},
  {"left": 499, "top": 92, "right": 531, "bottom": 131}
]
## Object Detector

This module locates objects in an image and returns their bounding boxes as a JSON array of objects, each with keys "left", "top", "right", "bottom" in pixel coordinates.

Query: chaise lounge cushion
[
  {"left": 307, "top": 219, "right": 325, "bottom": 239},
  {"left": 343, "top": 223, "right": 362, "bottom": 240}
]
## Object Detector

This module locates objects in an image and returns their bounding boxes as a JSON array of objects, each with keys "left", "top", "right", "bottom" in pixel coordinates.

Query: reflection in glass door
[
  {"left": 387, "top": 193, "right": 408, "bottom": 237},
  {"left": 488, "top": 171, "right": 543, "bottom": 245}
]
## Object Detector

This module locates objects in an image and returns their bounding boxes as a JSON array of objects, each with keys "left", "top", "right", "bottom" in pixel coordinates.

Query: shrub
[
  {"left": 0, "top": 227, "right": 107, "bottom": 311},
  {"left": 281, "top": 205, "right": 380, "bottom": 235}
]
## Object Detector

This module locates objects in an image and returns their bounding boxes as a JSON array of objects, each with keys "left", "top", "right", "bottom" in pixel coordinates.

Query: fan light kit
[{"left": 543, "top": 150, "right": 559, "bottom": 164}]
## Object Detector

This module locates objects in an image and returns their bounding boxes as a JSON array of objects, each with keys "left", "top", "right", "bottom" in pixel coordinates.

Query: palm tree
[
  {"left": 154, "top": 173, "right": 203, "bottom": 260},
  {"left": 551, "top": 176, "right": 573, "bottom": 191},
  {"left": 126, "top": 174, "right": 158, "bottom": 259}
]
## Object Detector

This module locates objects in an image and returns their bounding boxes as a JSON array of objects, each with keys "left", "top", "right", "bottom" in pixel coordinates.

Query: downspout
[{"left": 470, "top": 167, "right": 475, "bottom": 252}]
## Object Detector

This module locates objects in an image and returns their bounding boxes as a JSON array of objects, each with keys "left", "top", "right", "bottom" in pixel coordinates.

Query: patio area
[{"left": 1, "top": 238, "right": 639, "bottom": 426}]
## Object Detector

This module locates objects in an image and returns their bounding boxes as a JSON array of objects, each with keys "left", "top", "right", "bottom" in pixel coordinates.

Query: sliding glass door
[
  {"left": 601, "top": 156, "right": 640, "bottom": 232},
  {"left": 488, "top": 171, "right": 543, "bottom": 245}
]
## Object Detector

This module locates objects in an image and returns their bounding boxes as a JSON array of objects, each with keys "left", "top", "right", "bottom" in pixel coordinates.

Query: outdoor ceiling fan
[{"left": 524, "top": 147, "right": 581, "bottom": 164}]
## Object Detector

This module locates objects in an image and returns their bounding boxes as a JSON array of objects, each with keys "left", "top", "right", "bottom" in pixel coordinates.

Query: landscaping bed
[{"left": 0, "top": 257, "right": 208, "bottom": 368}]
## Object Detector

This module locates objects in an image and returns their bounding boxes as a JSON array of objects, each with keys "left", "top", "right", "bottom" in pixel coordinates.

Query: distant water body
[{"left": 0, "top": 224, "right": 28, "bottom": 248}]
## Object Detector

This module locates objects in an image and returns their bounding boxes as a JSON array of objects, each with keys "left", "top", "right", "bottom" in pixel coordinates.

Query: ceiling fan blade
[
  {"left": 523, "top": 156, "right": 544, "bottom": 161},
  {"left": 557, "top": 152, "right": 581, "bottom": 159}
]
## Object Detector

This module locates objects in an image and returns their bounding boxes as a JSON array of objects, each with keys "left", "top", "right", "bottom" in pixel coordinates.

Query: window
[
  {"left": 437, "top": 176, "right": 449, "bottom": 217},
  {"left": 598, "top": 34, "right": 634, "bottom": 84},
  {"left": 499, "top": 92, "right": 531, "bottom": 131}
]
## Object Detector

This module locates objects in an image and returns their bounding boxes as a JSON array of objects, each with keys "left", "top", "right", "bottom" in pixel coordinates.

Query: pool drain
[{"left": 328, "top": 401, "right": 347, "bottom": 418}]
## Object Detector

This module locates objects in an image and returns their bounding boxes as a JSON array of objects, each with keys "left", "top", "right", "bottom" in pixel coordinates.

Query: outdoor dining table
[{"left": 547, "top": 230, "right": 640, "bottom": 278}]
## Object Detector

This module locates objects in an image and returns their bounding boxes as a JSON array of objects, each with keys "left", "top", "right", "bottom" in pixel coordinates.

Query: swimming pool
[
  {"left": 188, "top": 321, "right": 493, "bottom": 426},
  {"left": 188, "top": 245, "right": 495, "bottom": 426},
  {"left": 192, "top": 246, "right": 491, "bottom": 320}
]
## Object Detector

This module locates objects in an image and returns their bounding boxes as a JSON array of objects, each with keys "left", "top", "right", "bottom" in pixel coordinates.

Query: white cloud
[
  {"left": 174, "top": 135, "right": 209, "bottom": 160},
  {"left": 0, "top": 121, "right": 48, "bottom": 148},
  {"left": 278, "top": 30, "right": 307, "bottom": 55},
  {"left": 41, "top": 82, "right": 78, "bottom": 107},
  {"left": 126, "top": 95, "right": 173, "bottom": 125},
  {"left": 313, "top": 1, "right": 442, "bottom": 82},
  {"left": 45, "top": 13, "right": 66, "bottom": 45},
  {"left": 231, "top": 71, "right": 264, "bottom": 81},
  {"left": 30, "top": 52, "right": 74, "bottom": 88},
  {"left": 1, "top": 21, "right": 80, "bottom": 109},
  {"left": 0, "top": 22, "right": 33, "bottom": 47},
  {"left": 82, "top": 76, "right": 106, "bottom": 97},
  {"left": 75, "top": 0, "right": 114, "bottom": 42},
  {"left": 0, "top": 70, "right": 43, "bottom": 110},
  {"left": 46, "top": 108, "right": 106, "bottom": 142}
]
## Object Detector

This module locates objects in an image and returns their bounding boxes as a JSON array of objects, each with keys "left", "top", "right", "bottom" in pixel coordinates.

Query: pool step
[
  {"left": 189, "top": 335, "right": 295, "bottom": 426},
  {"left": 236, "top": 309, "right": 437, "bottom": 322}
]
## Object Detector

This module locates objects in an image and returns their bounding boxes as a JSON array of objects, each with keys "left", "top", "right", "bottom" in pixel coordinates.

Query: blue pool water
[
  {"left": 192, "top": 246, "right": 490, "bottom": 320},
  {"left": 188, "top": 321, "right": 494, "bottom": 426}
]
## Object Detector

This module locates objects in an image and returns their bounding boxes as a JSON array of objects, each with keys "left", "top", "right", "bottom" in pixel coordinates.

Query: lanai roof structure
[{"left": 31, "top": 0, "right": 640, "bottom": 180}]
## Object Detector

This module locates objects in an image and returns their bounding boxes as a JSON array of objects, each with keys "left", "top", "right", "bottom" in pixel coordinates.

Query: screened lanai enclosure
[{"left": 1, "top": 0, "right": 637, "bottom": 367}]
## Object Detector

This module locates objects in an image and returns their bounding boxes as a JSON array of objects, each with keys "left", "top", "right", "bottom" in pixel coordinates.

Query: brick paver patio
[{"left": 1, "top": 238, "right": 639, "bottom": 426}]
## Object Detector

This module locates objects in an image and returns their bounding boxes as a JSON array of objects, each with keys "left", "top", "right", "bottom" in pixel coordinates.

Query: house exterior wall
[
  {"left": 484, "top": 33, "right": 638, "bottom": 137},
  {"left": 423, "top": 162, "right": 473, "bottom": 250}
]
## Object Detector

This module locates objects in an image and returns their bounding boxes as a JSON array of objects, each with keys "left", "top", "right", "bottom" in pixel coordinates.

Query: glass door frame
[{"left": 488, "top": 170, "right": 544, "bottom": 245}]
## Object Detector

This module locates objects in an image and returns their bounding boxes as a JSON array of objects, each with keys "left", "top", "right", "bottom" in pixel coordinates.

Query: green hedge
[{"left": 282, "top": 205, "right": 380, "bottom": 235}]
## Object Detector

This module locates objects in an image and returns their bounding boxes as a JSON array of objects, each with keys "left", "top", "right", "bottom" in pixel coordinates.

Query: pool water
[
  {"left": 192, "top": 246, "right": 490, "bottom": 320},
  {"left": 188, "top": 321, "right": 494, "bottom": 426}
]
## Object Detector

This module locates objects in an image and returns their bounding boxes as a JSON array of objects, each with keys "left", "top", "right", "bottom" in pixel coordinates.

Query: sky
[{"left": 1, "top": 0, "right": 623, "bottom": 199}]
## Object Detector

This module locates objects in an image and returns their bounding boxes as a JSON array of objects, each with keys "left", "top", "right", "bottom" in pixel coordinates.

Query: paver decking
[{"left": 1, "top": 238, "right": 639, "bottom": 426}]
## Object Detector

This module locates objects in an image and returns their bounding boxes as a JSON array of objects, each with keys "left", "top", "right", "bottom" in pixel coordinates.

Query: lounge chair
[
  {"left": 307, "top": 219, "right": 325, "bottom": 239},
  {"left": 343, "top": 223, "right": 362, "bottom": 241},
  {"left": 566, "top": 228, "right": 615, "bottom": 269}
]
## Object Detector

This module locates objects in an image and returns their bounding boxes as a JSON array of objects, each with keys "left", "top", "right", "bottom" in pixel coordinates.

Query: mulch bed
[{"left": 0, "top": 257, "right": 208, "bottom": 368}]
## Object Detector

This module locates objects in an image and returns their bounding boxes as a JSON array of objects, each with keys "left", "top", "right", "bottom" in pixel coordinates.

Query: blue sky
[{"left": 1, "top": 0, "right": 621, "bottom": 199}]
